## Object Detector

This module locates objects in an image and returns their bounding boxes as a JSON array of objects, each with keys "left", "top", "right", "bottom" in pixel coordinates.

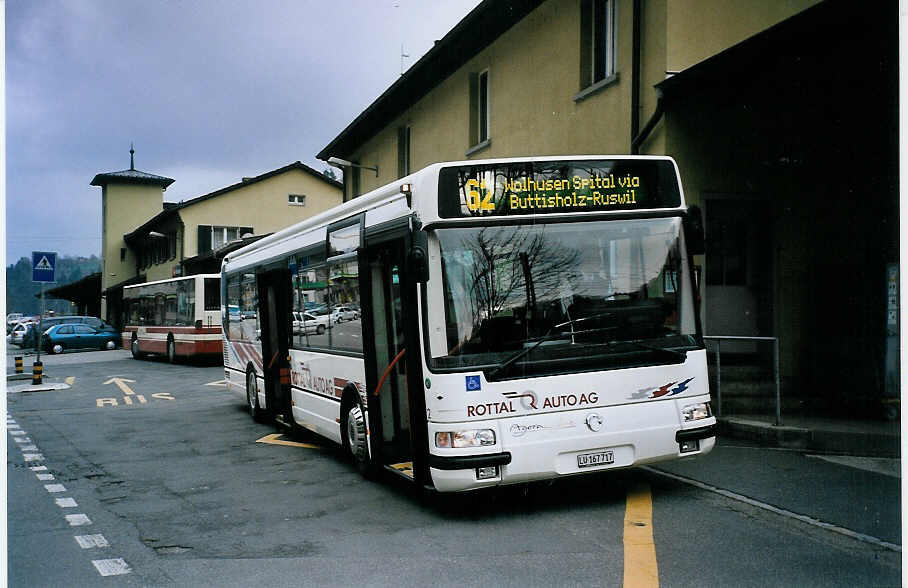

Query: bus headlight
[
  {"left": 681, "top": 402, "right": 712, "bottom": 422},
  {"left": 435, "top": 429, "right": 496, "bottom": 448}
]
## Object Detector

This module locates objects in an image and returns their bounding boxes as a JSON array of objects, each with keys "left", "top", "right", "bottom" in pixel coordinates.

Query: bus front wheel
[
  {"left": 342, "top": 397, "right": 373, "bottom": 477},
  {"left": 246, "top": 370, "right": 265, "bottom": 422}
]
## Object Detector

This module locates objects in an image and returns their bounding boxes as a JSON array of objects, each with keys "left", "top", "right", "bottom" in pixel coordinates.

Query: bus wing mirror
[
  {"left": 684, "top": 205, "right": 706, "bottom": 255},
  {"left": 409, "top": 231, "right": 430, "bottom": 284}
]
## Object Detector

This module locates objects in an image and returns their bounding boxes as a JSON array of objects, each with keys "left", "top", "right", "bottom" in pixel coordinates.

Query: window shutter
[
  {"left": 468, "top": 73, "right": 479, "bottom": 146},
  {"left": 579, "top": 0, "right": 593, "bottom": 88},
  {"left": 197, "top": 225, "right": 211, "bottom": 254}
]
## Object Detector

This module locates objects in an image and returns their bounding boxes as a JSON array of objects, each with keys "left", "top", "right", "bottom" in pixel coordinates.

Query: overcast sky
[{"left": 5, "top": 0, "right": 482, "bottom": 264}]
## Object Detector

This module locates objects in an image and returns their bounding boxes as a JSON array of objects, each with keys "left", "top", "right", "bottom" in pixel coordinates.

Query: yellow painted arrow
[
  {"left": 103, "top": 377, "right": 136, "bottom": 395},
  {"left": 255, "top": 433, "right": 321, "bottom": 449}
]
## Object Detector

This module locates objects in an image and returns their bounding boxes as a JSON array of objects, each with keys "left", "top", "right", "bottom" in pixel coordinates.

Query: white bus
[
  {"left": 222, "top": 156, "right": 716, "bottom": 492},
  {"left": 123, "top": 274, "right": 223, "bottom": 362}
]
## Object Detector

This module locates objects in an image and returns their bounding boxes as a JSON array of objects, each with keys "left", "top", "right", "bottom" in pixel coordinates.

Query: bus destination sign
[{"left": 437, "top": 159, "right": 681, "bottom": 218}]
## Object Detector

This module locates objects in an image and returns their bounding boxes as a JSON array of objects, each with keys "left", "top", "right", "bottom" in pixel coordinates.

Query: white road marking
[
  {"left": 75, "top": 534, "right": 109, "bottom": 549},
  {"left": 20, "top": 444, "right": 38, "bottom": 451},
  {"left": 10, "top": 430, "right": 26, "bottom": 436},
  {"left": 44, "top": 484, "right": 66, "bottom": 493},
  {"left": 65, "top": 514, "right": 92, "bottom": 526},
  {"left": 36, "top": 473, "right": 54, "bottom": 481},
  {"left": 645, "top": 466, "right": 901, "bottom": 552},
  {"left": 23, "top": 453, "right": 44, "bottom": 462},
  {"left": 205, "top": 379, "right": 228, "bottom": 386},
  {"left": 56, "top": 498, "right": 78, "bottom": 508},
  {"left": 29, "top": 465, "right": 47, "bottom": 471},
  {"left": 8, "top": 423, "right": 21, "bottom": 429},
  {"left": 92, "top": 558, "right": 131, "bottom": 576},
  {"left": 14, "top": 437, "right": 30, "bottom": 443}
]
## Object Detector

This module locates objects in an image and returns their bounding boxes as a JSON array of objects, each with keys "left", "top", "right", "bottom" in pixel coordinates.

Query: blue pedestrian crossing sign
[{"left": 32, "top": 251, "right": 56, "bottom": 283}]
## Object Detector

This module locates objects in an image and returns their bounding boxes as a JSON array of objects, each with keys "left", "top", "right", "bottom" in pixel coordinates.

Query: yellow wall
[
  {"left": 348, "top": 0, "right": 643, "bottom": 198},
  {"left": 141, "top": 168, "right": 342, "bottom": 282},
  {"left": 341, "top": 0, "right": 820, "bottom": 199},
  {"left": 665, "top": 0, "right": 820, "bottom": 71},
  {"left": 101, "top": 183, "right": 165, "bottom": 292}
]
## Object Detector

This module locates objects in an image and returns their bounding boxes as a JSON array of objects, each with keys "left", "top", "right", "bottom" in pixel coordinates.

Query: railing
[{"left": 703, "top": 336, "right": 781, "bottom": 426}]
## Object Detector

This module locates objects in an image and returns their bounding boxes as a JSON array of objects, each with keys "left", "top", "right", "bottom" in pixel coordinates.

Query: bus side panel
[
  {"left": 288, "top": 349, "right": 366, "bottom": 446},
  {"left": 223, "top": 339, "right": 264, "bottom": 402}
]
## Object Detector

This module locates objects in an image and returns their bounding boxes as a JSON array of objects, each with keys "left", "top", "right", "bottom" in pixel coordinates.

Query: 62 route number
[{"left": 465, "top": 179, "right": 495, "bottom": 212}]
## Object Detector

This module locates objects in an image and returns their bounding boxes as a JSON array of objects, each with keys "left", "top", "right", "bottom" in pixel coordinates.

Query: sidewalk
[{"left": 719, "top": 414, "right": 901, "bottom": 457}]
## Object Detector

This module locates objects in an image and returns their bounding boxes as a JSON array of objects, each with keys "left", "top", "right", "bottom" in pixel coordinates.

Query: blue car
[{"left": 41, "top": 324, "right": 119, "bottom": 354}]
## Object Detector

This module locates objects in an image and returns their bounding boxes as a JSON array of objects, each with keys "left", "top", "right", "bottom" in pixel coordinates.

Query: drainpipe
[
  {"left": 631, "top": 0, "right": 642, "bottom": 145},
  {"left": 632, "top": 96, "right": 664, "bottom": 155}
]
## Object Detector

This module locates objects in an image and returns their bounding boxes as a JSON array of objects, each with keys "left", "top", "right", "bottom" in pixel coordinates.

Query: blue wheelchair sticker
[{"left": 465, "top": 375, "right": 481, "bottom": 392}]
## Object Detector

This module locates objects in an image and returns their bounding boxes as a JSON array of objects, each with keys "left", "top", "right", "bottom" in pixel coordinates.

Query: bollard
[
  {"left": 32, "top": 361, "right": 43, "bottom": 385},
  {"left": 15, "top": 356, "right": 23, "bottom": 374}
]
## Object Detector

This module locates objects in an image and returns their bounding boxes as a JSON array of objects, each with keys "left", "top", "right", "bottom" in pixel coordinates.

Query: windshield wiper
[
  {"left": 486, "top": 312, "right": 614, "bottom": 379},
  {"left": 620, "top": 340, "right": 687, "bottom": 361},
  {"left": 486, "top": 331, "right": 571, "bottom": 380}
]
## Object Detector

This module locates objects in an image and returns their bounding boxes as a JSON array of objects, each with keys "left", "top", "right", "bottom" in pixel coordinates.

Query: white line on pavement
[
  {"left": 644, "top": 466, "right": 902, "bottom": 552},
  {"left": 75, "top": 534, "right": 109, "bottom": 549}
]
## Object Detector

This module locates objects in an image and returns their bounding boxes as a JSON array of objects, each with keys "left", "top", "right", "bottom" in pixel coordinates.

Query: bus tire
[
  {"left": 341, "top": 392, "right": 373, "bottom": 477},
  {"left": 130, "top": 335, "right": 142, "bottom": 359},
  {"left": 246, "top": 369, "right": 266, "bottom": 422},
  {"left": 166, "top": 337, "right": 176, "bottom": 363}
]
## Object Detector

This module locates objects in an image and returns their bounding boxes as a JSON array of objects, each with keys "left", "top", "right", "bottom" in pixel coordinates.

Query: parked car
[
  {"left": 299, "top": 311, "right": 330, "bottom": 335},
  {"left": 41, "top": 324, "right": 120, "bottom": 354},
  {"left": 8, "top": 320, "right": 34, "bottom": 346},
  {"left": 20, "top": 316, "right": 117, "bottom": 349},
  {"left": 331, "top": 306, "right": 360, "bottom": 322},
  {"left": 6, "top": 313, "right": 24, "bottom": 333}
]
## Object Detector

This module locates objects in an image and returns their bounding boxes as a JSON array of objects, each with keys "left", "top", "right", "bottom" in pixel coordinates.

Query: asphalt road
[{"left": 6, "top": 349, "right": 902, "bottom": 586}]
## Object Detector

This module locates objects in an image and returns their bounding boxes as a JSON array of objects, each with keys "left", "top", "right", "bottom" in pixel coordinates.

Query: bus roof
[{"left": 123, "top": 273, "right": 220, "bottom": 291}]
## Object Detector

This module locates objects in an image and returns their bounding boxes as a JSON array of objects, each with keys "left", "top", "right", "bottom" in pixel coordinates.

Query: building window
[
  {"left": 579, "top": 0, "right": 617, "bottom": 92},
  {"left": 397, "top": 126, "right": 411, "bottom": 177},
  {"left": 289, "top": 194, "right": 306, "bottom": 206},
  {"left": 120, "top": 248, "right": 126, "bottom": 262},
  {"left": 468, "top": 70, "right": 490, "bottom": 151},
  {"left": 197, "top": 225, "right": 253, "bottom": 254}
]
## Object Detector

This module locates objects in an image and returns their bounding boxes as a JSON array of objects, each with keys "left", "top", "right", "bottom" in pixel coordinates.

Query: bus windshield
[{"left": 430, "top": 217, "right": 698, "bottom": 377}]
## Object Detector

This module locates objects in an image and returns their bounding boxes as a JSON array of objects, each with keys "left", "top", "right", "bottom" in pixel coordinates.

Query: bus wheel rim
[
  {"left": 346, "top": 405, "right": 366, "bottom": 461},
  {"left": 247, "top": 373, "right": 256, "bottom": 412}
]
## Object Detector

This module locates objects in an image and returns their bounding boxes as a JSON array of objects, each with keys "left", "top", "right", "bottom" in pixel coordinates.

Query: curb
[{"left": 719, "top": 418, "right": 900, "bottom": 458}]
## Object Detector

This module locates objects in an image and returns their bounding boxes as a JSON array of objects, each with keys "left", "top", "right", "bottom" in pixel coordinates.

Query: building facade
[
  {"left": 92, "top": 155, "right": 343, "bottom": 329},
  {"left": 318, "top": 0, "right": 898, "bottom": 417}
]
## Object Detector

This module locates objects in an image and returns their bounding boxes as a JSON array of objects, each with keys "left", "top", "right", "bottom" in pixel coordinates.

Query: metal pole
[
  {"left": 773, "top": 338, "right": 782, "bottom": 426},
  {"left": 715, "top": 339, "right": 722, "bottom": 418},
  {"left": 36, "top": 284, "right": 44, "bottom": 363}
]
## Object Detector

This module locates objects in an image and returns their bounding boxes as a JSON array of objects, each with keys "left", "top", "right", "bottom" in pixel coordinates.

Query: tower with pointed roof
[{"left": 90, "top": 146, "right": 174, "bottom": 320}]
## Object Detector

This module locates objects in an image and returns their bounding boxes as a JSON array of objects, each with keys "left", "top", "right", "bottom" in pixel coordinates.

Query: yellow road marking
[
  {"left": 255, "top": 433, "right": 321, "bottom": 449},
  {"left": 103, "top": 377, "right": 136, "bottom": 395},
  {"left": 624, "top": 482, "right": 658, "bottom": 588},
  {"left": 65, "top": 377, "right": 75, "bottom": 386}
]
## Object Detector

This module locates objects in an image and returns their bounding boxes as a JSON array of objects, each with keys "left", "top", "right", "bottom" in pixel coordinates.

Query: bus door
[
  {"left": 360, "top": 235, "right": 428, "bottom": 485},
  {"left": 257, "top": 268, "right": 293, "bottom": 425}
]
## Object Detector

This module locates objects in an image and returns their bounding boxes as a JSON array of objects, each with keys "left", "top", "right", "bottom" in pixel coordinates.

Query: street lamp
[{"left": 327, "top": 157, "right": 379, "bottom": 177}]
